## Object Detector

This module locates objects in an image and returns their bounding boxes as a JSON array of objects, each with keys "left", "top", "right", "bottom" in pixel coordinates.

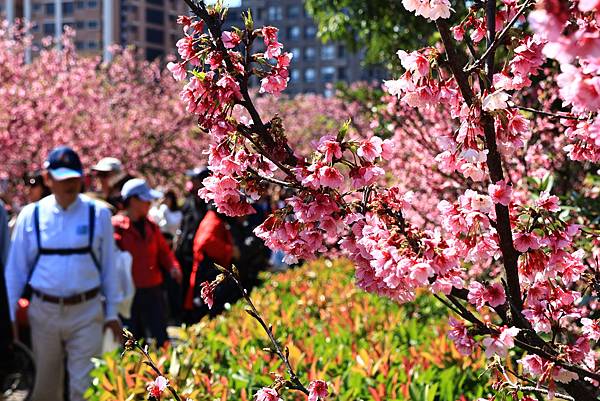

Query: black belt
[{"left": 32, "top": 287, "right": 100, "bottom": 305}]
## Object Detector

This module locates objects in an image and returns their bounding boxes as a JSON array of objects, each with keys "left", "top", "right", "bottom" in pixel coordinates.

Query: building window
[
  {"left": 287, "top": 5, "right": 301, "bottom": 18},
  {"left": 75, "top": 20, "right": 85, "bottom": 29},
  {"left": 62, "top": 2, "right": 74, "bottom": 15},
  {"left": 321, "top": 45, "right": 335, "bottom": 60},
  {"left": 87, "top": 20, "right": 98, "bottom": 29},
  {"left": 87, "top": 0, "right": 98, "bottom": 8},
  {"left": 87, "top": 41, "right": 98, "bottom": 49},
  {"left": 291, "top": 69, "right": 300, "bottom": 82},
  {"left": 33, "top": 3, "right": 42, "bottom": 12},
  {"left": 146, "top": 8, "right": 164, "bottom": 24},
  {"left": 147, "top": 0, "right": 164, "bottom": 5},
  {"left": 304, "top": 46, "right": 316, "bottom": 61},
  {"left": 255, "top": 7, "right": 263, "bottom": 19},
  {"left": 338, "top": 66, "right": 347, "bottom": 80},
  {"left": 146, "top": 28, "right": 164, "bottom": 44},
  {"left": 305, "top": 25, "right": 316, "bottom": 39},
  {"left": 286, "top": 26, "right": 301, "bottom": 41},
  {"left": 338, "top": 45, "right": 346, "bottom": 58},
  {"left": 75, "top": 1, "right": 85, "bottom": 8},
  {"left": 267, "top": 6, "right": 282, "bottom": 20},
  {"left": 146, "top": 47, "right": 164, "bottom": 60},
  {"left": 321, "top": 66, "right": 335, "bottom": 83},
  {"left": 43, "top": 23, "right": 54, "bottom": 35},
  {"left": 304, "top": 68, "right": 316, "bottom": 83},
  {"left": 45, "top": 3, "right": 55, "bottom": 15},
  {"left": 290, "top": 47, "right": 301, "bottom": 60}
]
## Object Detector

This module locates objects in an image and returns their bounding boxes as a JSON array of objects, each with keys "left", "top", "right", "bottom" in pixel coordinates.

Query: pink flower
[
  {"left": 488, "top": 180, "right": 512, "bottom": 206},
  {"left": 260, "top": 73, "right": 288, "bottom": 95},
  {"left": 221, "top": 31, "right": 241, "bottom": 49},
  {"left": 485, "top": 283, "right": 506, "bottom": 307},
  {"left": 167, "top": 62, "right": 187, "bottom": 81},
  {"left": 482, "top": 326, "right": 520, "bottom": 358},
  {"left": 357, "top": 136, "right": 383, "bottom": 162},
  {"left": 536, "top": 191, "right": 560, "bottom": 212},
  {"left": 308, "top": 380, "right": 329, "bottom": 401},
  {"left": 468, "top": 282, "right": 487, "bottom": 310},
  {"left": 452, "top": 25, "right": 465, "bottom": 41},
  {"left": 317, "top": 136, "right": 343, "bottom": 163},
  {"left": 147, "top": 376, "right": 169, "bottom": 399},
  {"left": 409, "top": 262, "right": 434, "bottom": 284},
  {"left": 200, "top": 281, "right": 214, "bottom": 309},
  {"left": 401, "top": 0, "right": 451, "bottom": 20},
  {"left": 448, "top": 317, "right": 475, "bottom": 355},
  {"left": 482, "top": 90, "right": 510, "bottom": 111},
  {"left": 581, "top": 318, "right": 600, "bottom": 341},
  {"left": 513, "top": 231, "right": 542, "bottom": 253},
  {"left": 255, "top": 387, "right": 282, "bottom": 401},
  {"left": 318, "top": 166, "right": 344, "bottom": 189}
]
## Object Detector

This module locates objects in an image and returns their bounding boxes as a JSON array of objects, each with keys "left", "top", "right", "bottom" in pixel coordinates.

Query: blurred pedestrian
[
  {"left": 175, "top": 167, "right": 209, "bottom": 316},
  {"left": 4, "top": 146, "right": 121, "bottom": 401},
  {"left": 183, "top": 205, "right": 239, "bottom": 322},
  {"left": 25, "top": 171, "right": 51, "bottom": 203},
  {"left": 149, "top": 189, "right": 183, "bottom": 246},
  {"left": 91, "top": 157, "right": 130, "bottom": 211},
  {"left": 112, "top": 178, "right": 182, "bottom": 346}
]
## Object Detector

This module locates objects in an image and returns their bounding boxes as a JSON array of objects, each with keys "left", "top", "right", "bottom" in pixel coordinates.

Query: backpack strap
[
  {"left": 29, "top": 201, "right": 101, "bottom": 281},
  {"left": 27, "top": 202, "right": 41, "bottom": 284},
  {"left": 88, "top": 202, "right": 101, "bottom": 273}
]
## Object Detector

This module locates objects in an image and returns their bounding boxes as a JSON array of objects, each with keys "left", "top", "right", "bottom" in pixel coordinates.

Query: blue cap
[
  {"left": 43, "top": 146, "right": 83, "bottom": 181},
  {"left": 121, "top": 178, "right": 163, "bottom": 202}
]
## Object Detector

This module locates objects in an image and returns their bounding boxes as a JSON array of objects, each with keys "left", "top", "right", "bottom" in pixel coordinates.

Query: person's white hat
[
  {"left": 121, "top": 178, "right": 163, "bottom": 202},
  {"left": 92, "top": 157, "right": 123, "bottom": 173}
]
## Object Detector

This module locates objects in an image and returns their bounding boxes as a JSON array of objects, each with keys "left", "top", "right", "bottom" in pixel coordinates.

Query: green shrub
[{"left": 87, "top": 259, "right": 491, "bottom": 400}]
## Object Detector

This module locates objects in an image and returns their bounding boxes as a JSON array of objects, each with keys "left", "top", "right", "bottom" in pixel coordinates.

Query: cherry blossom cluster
[{"left": 170, "top": 1, "right": 600, "bottom": 400}]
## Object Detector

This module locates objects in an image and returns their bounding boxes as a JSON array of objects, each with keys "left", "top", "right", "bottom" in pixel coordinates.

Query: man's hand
[
  {"left": 170, "top": 268, "right": 182, "bottom": 285},
  {"left": 104, "top": 319, "right": 123, "bottom": 344}
]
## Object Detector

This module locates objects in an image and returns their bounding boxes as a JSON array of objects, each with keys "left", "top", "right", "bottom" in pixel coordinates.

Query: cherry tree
[{"left": 165, "top": 0, "right": 599, "bottom": 399}]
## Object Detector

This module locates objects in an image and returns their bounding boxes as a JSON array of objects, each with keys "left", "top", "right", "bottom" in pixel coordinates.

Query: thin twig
[
  {"left": 225, "top": 267, "right": 310, "bottom": 395},
  {"left": 513, "top": 105, "right": 586, "bottom": 121},
  {"left": 464, "top": 0, "right": 536, "bottom": 73}
]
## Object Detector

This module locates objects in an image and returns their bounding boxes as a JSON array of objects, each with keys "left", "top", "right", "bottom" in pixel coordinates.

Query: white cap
[{"left": 92, "top": 157, "right": 123, "bottom": 173}]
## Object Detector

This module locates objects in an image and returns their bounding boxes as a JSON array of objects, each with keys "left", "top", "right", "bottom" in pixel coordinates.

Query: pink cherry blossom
[
  {"left": 488, "top": 180, "right": 512, "bottom": 206},
  {"left": 147, "top": 376, "right": 169, "bottom": 399},
  {"left": 581, "top": 318, "right": 600, "bottom": 341},
  {"left": 308, "top": 380, "right": 329, "bottom": 401},
  {"left": 221, "top": 30, "right": 241, "bottom": 49},
  {"left": 357, "top": 136, "right": 383, "bottom": 162},
  {"left": 482, "top": 90, "right": 510, "bottom": 111},
  {"left": 448, "top": 317, "right": 475, "bottom": 355},
  {"left": 254, "top": 387, "right": 282, "bottom": 401},
  {"left": 200, "top": 281, "right": 214, "bottom": 309},
  {"left": 513, "top": 232, "right": 542, "bottom": 253},
  {"left": 482, "top": 326, "right": 520, "bottom": 358}
]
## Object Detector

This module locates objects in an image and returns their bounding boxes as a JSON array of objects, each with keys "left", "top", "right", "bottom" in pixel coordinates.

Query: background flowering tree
[
  {"left": 0, "top": 24, "right": 204, "bottom": 201},
  {"left": 166, "top": 1, "right": 600, "bottom": 400},
  {"left": 0, "top": 23, "right": 361, "bottom": 209}
]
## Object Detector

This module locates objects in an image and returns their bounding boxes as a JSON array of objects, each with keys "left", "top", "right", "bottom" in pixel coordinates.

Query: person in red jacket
[
  {"left": 112, "top": 178, "right": 182, "bottom": 346},
  {"left": 184, "top": 206, "right": 239, "bottom": 322}
]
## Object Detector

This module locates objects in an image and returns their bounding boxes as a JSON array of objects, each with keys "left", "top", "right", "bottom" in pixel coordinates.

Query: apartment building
[
  {"left": 0, "top": 0, "right": 189, "bottom": 60},
  {"left": 1, "top": 0, "right": 385, "bottom": 93}
]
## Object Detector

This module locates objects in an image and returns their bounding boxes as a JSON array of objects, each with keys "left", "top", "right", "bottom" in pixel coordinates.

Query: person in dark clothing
[
  {"left": 175, "top": 167, "right": 210, "bottom": 318},
  {"left": 227, "top": 215, "right": 270, "bottom": 290}
]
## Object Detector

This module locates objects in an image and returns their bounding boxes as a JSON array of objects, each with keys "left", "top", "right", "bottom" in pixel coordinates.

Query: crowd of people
[{"left": 0, "top": 146, "right": 279, "bottom": 401}]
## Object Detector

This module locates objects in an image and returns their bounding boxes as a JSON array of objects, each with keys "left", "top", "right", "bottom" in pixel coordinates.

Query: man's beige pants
[{"left": 28, "top": 294, "right": 103, "bottom": 401}]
